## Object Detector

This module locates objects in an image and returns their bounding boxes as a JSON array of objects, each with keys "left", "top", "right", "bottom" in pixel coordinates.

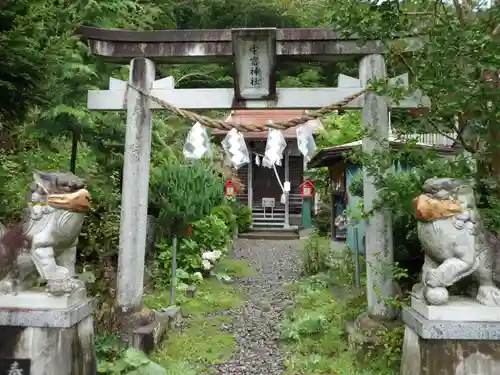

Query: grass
[
  {"left": 279, "top": 259, "right": 399, "bottom": 375},
  {"left": 280, "top": 276, "right": 365, "bottom": 375},
  {"left": 152, "top": 315, "right": 236, "bottom": 371},
  {"left": 145, "top": 256, "right": 254, "bottom": 374},
  {"left": 144, "top": 278, "right": 242, "bottom": 315},
  {"left": 215, "top": 257, "right": 256, "bottom": 278}
]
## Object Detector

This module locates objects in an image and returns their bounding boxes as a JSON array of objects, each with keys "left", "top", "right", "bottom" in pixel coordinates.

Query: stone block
[
  {"left": 411, "top": 296, "right": 500, "bottom": 322},
  {"left": 132, "top": 306, "right": 181, "bottom": 354},
  {"left": 401, "top": 304, "right": 500, "bottom": 375},
  {"left": 0, "top": 288, "right": 87, "bottom": 310},
  {"left": 402, "top": 305, "right": 500, "bottom": 340},
  {"left": 0, "top": 297, "right": 94, "bottom": 328},
  {"left": 0, "top": 293, "right": 96, "bottom": 375}
]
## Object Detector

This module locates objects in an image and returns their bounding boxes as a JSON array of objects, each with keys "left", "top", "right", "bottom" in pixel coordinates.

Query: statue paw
[
  {"left": 425, "top": 269, "right": 442, "bottom": 288},
  {"left": 46, "top": 277, "right": 84, "bottom": 297},
  {"left": 477, "top": 285, "right": 500, "bottom": 307},
  {"left": 425, "top": 286, "right": 449, "bottom": 305}
]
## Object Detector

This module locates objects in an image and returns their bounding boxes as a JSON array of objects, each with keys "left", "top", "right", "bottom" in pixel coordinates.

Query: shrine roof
[
  {"left": 211, "top": 110, "right": 323, "bottom": 140},
  {"left": 308, "top": 136, "right": 458, "bottom": 168}
]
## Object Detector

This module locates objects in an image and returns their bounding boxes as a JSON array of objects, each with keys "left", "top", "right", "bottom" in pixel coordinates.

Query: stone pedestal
[
  {"left": 0, "top": 288, "right": 96, "bottom": 375},
  {"left": 401, "top": 297, "right": 500, "bottom": 375}
]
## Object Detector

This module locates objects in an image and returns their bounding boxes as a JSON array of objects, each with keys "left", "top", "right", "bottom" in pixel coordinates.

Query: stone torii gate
[{"left": 79, "top": 26, "right": 427, "bottom": 333}]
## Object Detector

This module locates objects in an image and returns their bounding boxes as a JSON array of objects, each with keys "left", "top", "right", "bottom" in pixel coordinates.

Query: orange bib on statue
[
  {"left": 413, "top": 194, "right": 463, "bottom": 222},
  {"left": 47, "top": 188, "right": 91, "bottom": 212}
]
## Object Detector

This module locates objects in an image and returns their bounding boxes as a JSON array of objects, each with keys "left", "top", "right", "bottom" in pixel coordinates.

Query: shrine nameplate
[
  {"left": 0, "top": 358, "right": 31, "bottom": 375},
  {"left": 232, "top": 28, "right": 277, "bottom": 101}
]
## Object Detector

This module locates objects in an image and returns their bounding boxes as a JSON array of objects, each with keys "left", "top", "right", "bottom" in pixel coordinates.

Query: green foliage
[
  {"left": 191, "top": 214, "right": 229, "bottom": 251},
  {"left": 349, "top": 148, "right": 473, "bottom": 286},
  {"left": 146, "top": 272, "right": 248, "bottom": 373},
  {"left": 316, "top": 111, "right": 363, "bottom": 149},
  {"left": 311, "top": 111, "right": 363, "bottom": 207},
  {"left": 153, "top": 238, "right": 203, "bottom": 288},
  {"left": 233, "top": 204, "right": 252, "bottom": 233},
  {"left": 150, "top": 161, "right": 224, "bottom": 236},
  {"left": 96, "top": 334, "right": 168, "bottom": 375},
  {"left": 211, "top": 204, "right": 238, "bottom": 236},
  {"left": 152, "top": 211, "right": 232, "bottom": 289},
  {"left": 299, "top": 232, "right": 334, "bottom": 276},
  {"left": 312, "top": 204, "right": 331, "bottom": 236},
  {"left": 281, "top": 244, "right": 404, "bottom": 375}
]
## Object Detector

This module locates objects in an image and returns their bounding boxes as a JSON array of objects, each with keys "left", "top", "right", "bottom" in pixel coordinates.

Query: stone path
[{"left": 212, "top": 238, "right": 300, "bottom": 375}]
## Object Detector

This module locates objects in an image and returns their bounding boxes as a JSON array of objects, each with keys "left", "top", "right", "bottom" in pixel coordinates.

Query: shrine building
[{"left": 212, "top": 110, "right": 322, "bottom": 229}]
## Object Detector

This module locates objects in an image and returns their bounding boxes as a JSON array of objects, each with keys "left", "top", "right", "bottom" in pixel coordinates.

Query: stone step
[
  {"left": 253, "top": 211, "right": 286, "bottom": 216},
  {"left": 252, "top": 217, "right": 285, "bottom": 224},
  {"left": 238, "top": 229, "right": 299, "bottom": 240},
  {"left": 252, "top": 223, "right": 285, "bottom": 229},
  {"left": 252, "top": 213, "right": 285, "bottom": 218}
]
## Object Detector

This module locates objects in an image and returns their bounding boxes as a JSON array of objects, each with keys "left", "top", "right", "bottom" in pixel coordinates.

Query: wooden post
[
  {"left": 117, "top": 57, "right": 155, "bottom": 341},
  {"left": 360, "top": 54, "right": 395, "bottom": 320}
]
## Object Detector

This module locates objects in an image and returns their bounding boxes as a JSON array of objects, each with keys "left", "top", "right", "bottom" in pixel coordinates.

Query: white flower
[
  {"left": 202, "top": 250, "right": 222, "bottom": 262},
  {"left": 193, "top": 272, "right": 203, "bottom": 280},
  {"left": 202, "top": 259, "right": 213, "bottom": 270}
]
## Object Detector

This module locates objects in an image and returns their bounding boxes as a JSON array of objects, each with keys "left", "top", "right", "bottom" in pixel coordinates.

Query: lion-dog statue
[
  {"left": 412, "top": 177, "right": 500, "bottom": 306},
  {"left": 0, "top": 171, "right": 91, "bottom": 296}
]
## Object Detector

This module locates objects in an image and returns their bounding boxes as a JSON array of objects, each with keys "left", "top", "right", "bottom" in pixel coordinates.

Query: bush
[
  {"left": 153, "top": 213, "right": 231, "bottom": 288},
  {"left": 154, "top": 237, "right": 203, "bottom": 288},
  {"left": 234, "top": 204, "right": 252, "bottom": 233},
  {"left": 299, "top": 232, "right": 333, "bottom": 276},
  {"left": 191, "top": 214, "right": 229, "bottom": 251},
  {"left": 150, "top": 161, "right": 224, "bottom": 237},
  {"left": 312, "top": 204, "right": 331, "bottom": 236},
  {"left": 212, "top": 204, "right": 237, "bottom": 236}
]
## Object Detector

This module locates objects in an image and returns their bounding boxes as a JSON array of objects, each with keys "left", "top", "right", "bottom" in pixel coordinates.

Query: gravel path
[{"left": 213, "top": 238, "right": 300, "bottom": 375}]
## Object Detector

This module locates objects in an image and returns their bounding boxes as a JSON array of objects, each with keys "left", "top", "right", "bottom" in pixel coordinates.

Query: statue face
[
  {"left": 27, "top": 171, "right": 90, "bottom": 211},
  {"left": 456, "top": 183, "right": 476, "bottom": 209},
  {"left": 31, "top": 171, "right": 85, "bottom": 197}
]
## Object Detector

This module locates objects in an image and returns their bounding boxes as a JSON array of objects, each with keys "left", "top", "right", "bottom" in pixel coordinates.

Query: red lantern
[
  {"left": 225, "top": 179, "right": 235, "bottom": 197},
  {"left": 300, "top": 180, "right": 315, "bottom": 198}
]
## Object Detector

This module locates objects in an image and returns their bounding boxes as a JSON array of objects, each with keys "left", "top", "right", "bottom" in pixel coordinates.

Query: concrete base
[
  {"left": 401, "top": 300, "right": 500, "bottom": 375},
  {"left": 0, "top": 288, "right": 87, "bottom": 310},
  {"left": 0, "top": 290, "right": 96, "bottom": 375}
]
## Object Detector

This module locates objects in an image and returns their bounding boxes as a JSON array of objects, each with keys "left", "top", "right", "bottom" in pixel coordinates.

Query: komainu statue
[
  {"left": 0, "top": 171, "right": 91, "bottom": 296},
  {"left": 413, "top": 177, "right": 500, "bottom": 306}
]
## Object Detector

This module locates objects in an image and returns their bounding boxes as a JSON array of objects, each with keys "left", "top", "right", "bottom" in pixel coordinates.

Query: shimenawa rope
[{"left": 127, "top": 83, "right": 365, "bottom": 133}]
